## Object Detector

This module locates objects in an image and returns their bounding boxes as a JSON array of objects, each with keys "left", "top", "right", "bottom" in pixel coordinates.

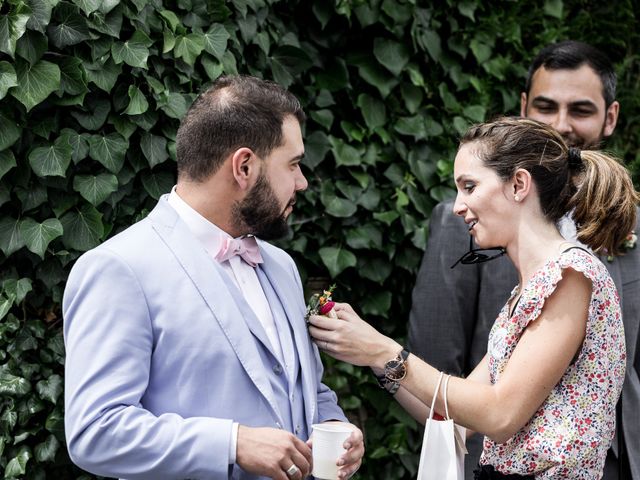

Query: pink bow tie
[{"left": 214, "top": 235, "right": 263, "bottom": 267}]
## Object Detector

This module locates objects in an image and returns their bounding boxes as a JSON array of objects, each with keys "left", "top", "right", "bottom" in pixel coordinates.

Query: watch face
[{"left": 384, "top": 359, "right": 407, "bottom": 381}]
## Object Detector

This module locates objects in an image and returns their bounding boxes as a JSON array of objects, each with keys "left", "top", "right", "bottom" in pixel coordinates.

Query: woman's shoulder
[{"left": 557, "top": 246, "right": 609, "bottom": 282}]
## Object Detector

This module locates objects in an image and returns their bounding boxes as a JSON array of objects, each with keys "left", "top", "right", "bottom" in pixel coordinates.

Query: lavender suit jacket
[{"left": 63, "top": 196, "right": 346, "bottom": 479}]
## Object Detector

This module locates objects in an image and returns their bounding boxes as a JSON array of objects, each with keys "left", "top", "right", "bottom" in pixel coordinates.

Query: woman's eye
[{"left": 464, "top": 183, "right": 475, "bottom": 192}]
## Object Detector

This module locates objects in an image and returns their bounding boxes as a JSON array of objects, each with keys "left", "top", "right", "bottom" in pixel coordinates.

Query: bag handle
[
  {"left": 427, "top": 371, "right": 445, "bottom": 421},
  {"left": 443, "top": 374, "right": 452, "bottom": 420}
]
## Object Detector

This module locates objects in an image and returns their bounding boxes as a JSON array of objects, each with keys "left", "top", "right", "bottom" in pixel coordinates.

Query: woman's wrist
[{"left": 373, "top": 340, "right": 404, "bottom": 370}]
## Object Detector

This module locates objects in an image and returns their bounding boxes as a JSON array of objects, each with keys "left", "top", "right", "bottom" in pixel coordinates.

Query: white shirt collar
[{"left": 167, "top": 186, "right": 231, "bottom": 256}]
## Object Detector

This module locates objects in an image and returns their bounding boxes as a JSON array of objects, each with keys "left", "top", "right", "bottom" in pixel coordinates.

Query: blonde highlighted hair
[{"left": 461, "top": 117, "right": 639, "bottom": 256}]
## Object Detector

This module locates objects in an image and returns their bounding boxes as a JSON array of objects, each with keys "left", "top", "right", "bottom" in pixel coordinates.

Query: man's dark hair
[
  {"left": 524, "top": 40, "right": 617, "bottom": 107},
  {"left": 176, "top": 75, "right": 305, "bottom": 182}
]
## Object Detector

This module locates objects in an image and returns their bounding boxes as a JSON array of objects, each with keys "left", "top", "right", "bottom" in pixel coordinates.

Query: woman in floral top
[{"left": 308, "top": 117, "right": 638, "bottom": 479}]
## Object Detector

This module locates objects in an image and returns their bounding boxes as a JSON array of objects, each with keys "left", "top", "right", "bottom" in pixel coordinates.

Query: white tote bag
[{"left": 416, "top": 372, "right": 467, "bottom": 480}]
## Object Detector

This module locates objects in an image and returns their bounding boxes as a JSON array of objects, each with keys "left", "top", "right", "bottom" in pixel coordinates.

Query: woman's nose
[{"left": 453, "top": 193, "right": 467, "bottom": 217}]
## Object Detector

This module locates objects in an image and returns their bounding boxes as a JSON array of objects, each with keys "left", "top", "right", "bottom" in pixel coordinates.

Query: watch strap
[{"left": 375, "top": 348, "right": 410, "bottom": 395}]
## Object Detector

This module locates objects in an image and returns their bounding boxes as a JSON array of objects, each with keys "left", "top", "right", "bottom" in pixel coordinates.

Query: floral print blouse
[{"left": 480, "top": 248, "right": 626, "bottom": 479}]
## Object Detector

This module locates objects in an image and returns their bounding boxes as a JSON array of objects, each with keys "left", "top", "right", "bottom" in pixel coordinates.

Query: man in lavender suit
[{"left": 63, "top": 75, "right": 364, "bottom": 480}]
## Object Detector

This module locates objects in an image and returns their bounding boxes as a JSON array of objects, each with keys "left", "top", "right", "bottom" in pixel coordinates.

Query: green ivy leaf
[
  {"left": 416, "top": 29, "right": 441, "bottom": 62},
  {"left": 544, "top": 0, "right": 563, "bottom": 18},
  {"left": 157, "top": 92, "right": 190, "bottom": 119},
  {"left": 19, "top": 218, "right": 63, "bottom": 258},
  {"left": 270, "top": 59, "right": 293, "bottom": 88},
  {"left": 141, "top": 170, "right": 174, "bottom": 200},
  {"left": 163, "top": 30, "right": 176, "bottom": 53},
  {"left": 4, "top": 446, "right": 31, "bottom": 477},
  {"left": 237, "top": 14, "right": 257, "bottom": 42},
  {"left": 28, "top": 137, "right": 73, "bottom": 177},
  {"left": 357, "top": 185, "right": 381, "bottom": 211},
  {"left": 174, "top": 33, "right": 206, "bottom": 65},
  {"left": 311, "top": 2, "right": 331, "bottom": 29},
  {"left": 0, "top": 61, "right": 18, "bottom": 100},
  {"left": 309, "top": 109, "right": 334, "bottom": 131},
  {"left": 0, "top": 295, "right": 13, "bottom": 320},
  {"left": 45, "top": 407, "right": 64, "bottom": 436},
  {"left": 159, "top": 9, "right": 181, "bottom": 32},
  {"left": 271, "top": 45, "right": 314, "bottom": 76},
  {"left": 373, "top": 210, "right": 399, "bottom": 225},
  {"left": 84, "top": 57, "right": 121, "bottom": 92},
  {"left": 221, "top": 50, "right": 238, "bottom": 75},
  {"left": 57, "top": 56, "right": 87, "bottom": 96},
  {"left": 303, "top": 130, "right": 331, "bottom": 169},
  {"left": 60, "top": 203, "right": 104, "bottom": 251},
  {"left": 88, "top": 6, "right": 124, "bottom": 38},
  {"left": 111, "top": 31, "right": 150, "bottom": 68},
  {"left": 357, "top": 60, "right": 398, "bottom": 98},
  {"left": 59, "top": 128, "right": 89, "bottom": 163},
  {"left": 329, "top": 136, "right": 361, "bottom": 166},
  {"left": 0, "top": 371, "right": 31, "bottom": 396},
  {"left": 0, "top": 150, "right": 17, "bottom": 179},
  {"left": 464, "top": 105, "right": 486, "bottom": 123},
  {"left": 253, "top": 31, "right": 269, "bottom": 55},
  {"left": 361, "top": 290, "right": 392, "bottom": 317},
  {"left": 360, "top": 257, "right": 392, "bottom": 283},
  {"left": 2, "top": 278, "right": 33, "bottom": 303},
  {"left": 73, "top": 0, "right": 101, "bottom": 16},
  {"left": 203, "top": 23, "right": 230, "bottom": 59},
  {"left": 73, "top": 173, "right": 118, "bottom": 205},
  {"left": 323, "top": 196, "right": 357, "bottom": 218},
  {"left": 124, "top": 85, "right": 149, "bottom": 115},
  {"left": 373, "top": 38, "right": 410, "bottom": 76},
  {"left": 11, "top": 58, "right": 61, "bottom": 111},
  {"left": 0, "top": 114, "right": 21, "bottom": 151},
  {"left": 36, "top": 374, "right": 63, "bottom": 403},
  {"left": 470, "top": 39, "right": 492, "bottom": 64},
  {"left": 0, "top": 4, "right": 30, "bottom": 58},
  {"left": 26, "top": 0, "right": 54, "bottom": 34},
  {"left": 88, "top": 132, "right": 128, "bottom": 173},
  {"left": 318, "top": 246, "right": 357, "bottom": 277},
  {"left": 346, "top": 224, "right": 383, "bottom": 250},
  {"left": 315, "top": 58, "right": 349, "bottom": 92},
  {"left": 47, "top": 3, "right": 91, "bottom": 48},
  {"left": 16, "top": 29, "right": 49, "bottom": 65},
  {"left": 394, "top": 115, "right": 427, "bottom": 139},
  {"left": 140, "top": 133, "right": 169, "bottom": 168},
  {"left": 34, "top": 434, "right": 60, "bottom": 463},
  {"left": 356, "top": 93, "right": 386, "bottom": 130},
  {"left": 201, "top": 55, "right": 224, "bottom": 81},
  {"left": 71, "top": 97, "right": 111, "bottom": 130}
]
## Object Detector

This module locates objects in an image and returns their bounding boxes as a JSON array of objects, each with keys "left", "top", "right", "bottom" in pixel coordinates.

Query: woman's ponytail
[{"left": 570, "top": 150, "right": 639, "bottom": 255}]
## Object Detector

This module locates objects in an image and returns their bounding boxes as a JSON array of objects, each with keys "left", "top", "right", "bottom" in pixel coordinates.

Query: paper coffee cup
[{"left": 311, "top": 423, "right": 353, "bottom": 480}]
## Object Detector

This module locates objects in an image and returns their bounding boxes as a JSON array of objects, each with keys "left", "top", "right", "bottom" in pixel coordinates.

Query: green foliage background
[{"left": 0, "top": 0, "right": 639, "bottom": 478}]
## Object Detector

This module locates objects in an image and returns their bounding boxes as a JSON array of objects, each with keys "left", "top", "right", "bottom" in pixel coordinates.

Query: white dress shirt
[{"left": 167, "top": 187, "right": 287, "bottom": 464}]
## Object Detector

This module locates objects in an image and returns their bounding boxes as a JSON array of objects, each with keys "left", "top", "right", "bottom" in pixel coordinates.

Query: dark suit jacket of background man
[{"left": 408, "top": 199, "right": 640, "bottom": 480}]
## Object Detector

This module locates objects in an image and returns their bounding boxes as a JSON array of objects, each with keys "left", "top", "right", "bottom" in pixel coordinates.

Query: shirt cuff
[{"left": 229, "top": 422, "right": 239, "bottom": 464}]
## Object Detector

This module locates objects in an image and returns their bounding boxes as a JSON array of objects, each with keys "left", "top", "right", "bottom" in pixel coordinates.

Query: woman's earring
[{"left": 514, "top": 195, "right": 520, "bottom": 202}]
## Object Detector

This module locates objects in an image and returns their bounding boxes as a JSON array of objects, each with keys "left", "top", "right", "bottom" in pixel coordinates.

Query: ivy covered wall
[{"left": 0, "top": 0, "right": 638, "bottom": 478}]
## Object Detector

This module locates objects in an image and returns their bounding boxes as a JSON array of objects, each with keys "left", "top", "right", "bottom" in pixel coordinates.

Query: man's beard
[
  {"left": 563, "top": 131, "right": 604, "bottom": 150},
  {"left": 232, "top": 172, "right": 293, "bottom": 240}
]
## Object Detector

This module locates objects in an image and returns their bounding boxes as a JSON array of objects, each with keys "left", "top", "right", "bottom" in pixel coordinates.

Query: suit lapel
[
  {"left": 148, "top": 198, "right": 285, "bottom": 425},
  {"left": 258, "top": 245, "right": 317, "bottom": 425}
]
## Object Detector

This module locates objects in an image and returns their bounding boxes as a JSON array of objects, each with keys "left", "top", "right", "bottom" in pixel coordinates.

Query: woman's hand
[{"left": 307, "top": 302, "right": 401, "bottom": 369}]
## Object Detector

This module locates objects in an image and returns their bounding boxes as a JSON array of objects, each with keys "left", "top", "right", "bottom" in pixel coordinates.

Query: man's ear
[
  {"left": 520, "top": 92, "right": 528, "bottom": 117},
  {"left": 512, "top": 168, "right": 532, "bottom": 201},
  {"left": 231, "top": 147, "right": 258, "bottom": 190},
  {"left": 603, "top": 100, "right": 619, "bottom": 138}
]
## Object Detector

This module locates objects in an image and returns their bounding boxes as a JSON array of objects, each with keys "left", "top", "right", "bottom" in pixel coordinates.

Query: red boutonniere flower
[
  {"left": 305, "top": 284, "right": 337, "bottom": 322},
  {"left": 606, "top": 231, "right": 637, "bottom": 262}
]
